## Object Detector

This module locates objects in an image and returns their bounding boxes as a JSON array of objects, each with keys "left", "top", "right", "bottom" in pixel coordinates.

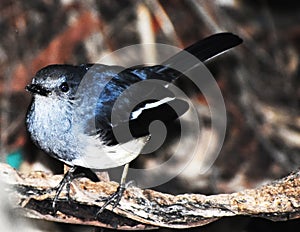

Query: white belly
[{"left": 70, "top": 135, "right": 149, "bottom": 169}]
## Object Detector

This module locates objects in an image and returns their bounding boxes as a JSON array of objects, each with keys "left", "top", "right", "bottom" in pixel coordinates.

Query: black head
[{"left": 26, "top": 64, "right": 91, "bottom": 98}]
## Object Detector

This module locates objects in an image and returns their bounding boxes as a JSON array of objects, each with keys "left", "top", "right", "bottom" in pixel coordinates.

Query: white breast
[
  {"left": 27, "top": 95, "right": 80, "bottom": 161},
  {"left": 28, "top": 94, "right": 149, "bottom": 169}
]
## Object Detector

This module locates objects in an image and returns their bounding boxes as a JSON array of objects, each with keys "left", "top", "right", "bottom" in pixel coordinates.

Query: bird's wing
[
  {"left": 91, "top": 33, "right": 242, "bottom": 145},
  {"left": 93, "top": 69, "right": 188, "bottom": 145}
]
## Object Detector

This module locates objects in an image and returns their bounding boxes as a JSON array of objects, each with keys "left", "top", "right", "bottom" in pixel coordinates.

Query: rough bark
[{"left": 1, "top": 163, "right": 299, "bottom": 230}]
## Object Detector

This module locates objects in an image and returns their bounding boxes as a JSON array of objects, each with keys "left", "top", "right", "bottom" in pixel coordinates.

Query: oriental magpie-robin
[{"left": 25, "top": 32, "right": 242, "bottom": 215}]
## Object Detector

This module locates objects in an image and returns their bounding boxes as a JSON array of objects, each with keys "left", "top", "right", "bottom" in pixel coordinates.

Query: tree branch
[{"left": 1, "top": 163, "right": 300, "bottom": 230}]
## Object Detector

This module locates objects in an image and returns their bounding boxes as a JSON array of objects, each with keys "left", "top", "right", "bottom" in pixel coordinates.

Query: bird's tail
[
  {"left": 166, "top": 32, "right": 242, "bottom": 64},
  {"left": 150, "top": 32, "right": 242, "bottom": 81}
]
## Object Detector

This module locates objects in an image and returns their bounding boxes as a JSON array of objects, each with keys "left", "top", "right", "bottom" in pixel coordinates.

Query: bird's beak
[{"left": 26, "top": 84, "right": 51, "bottom": 96}]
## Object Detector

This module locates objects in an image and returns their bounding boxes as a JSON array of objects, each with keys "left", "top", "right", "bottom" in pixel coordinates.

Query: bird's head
[{"left": 26, "top": 64, "right": 91, "bottom": 100}]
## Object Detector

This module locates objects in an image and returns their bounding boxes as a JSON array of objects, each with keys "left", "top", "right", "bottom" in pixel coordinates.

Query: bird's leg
[
  {"left": 51, "top": 166, "right": 100, "bottom": 214},
  {"left": 96, "top": 163, "right": 130, "bottom": 216},
  {"left": 51, "top": 166, "right": 77, "bottom": 213}
]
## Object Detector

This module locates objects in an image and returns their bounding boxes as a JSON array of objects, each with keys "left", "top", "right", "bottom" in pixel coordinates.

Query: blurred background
[{"left": 1, "top": 0, "right": 300, "bottom": 231}]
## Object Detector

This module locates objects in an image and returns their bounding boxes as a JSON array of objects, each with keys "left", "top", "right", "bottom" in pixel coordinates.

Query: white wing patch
[{"left": 131, "top": 97, "right": 175, "bottom": 119}]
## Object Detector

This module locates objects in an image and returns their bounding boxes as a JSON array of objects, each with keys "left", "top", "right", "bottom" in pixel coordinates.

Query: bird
[{"left": 25, "top": 32, "right": 242, "bottom": 216}]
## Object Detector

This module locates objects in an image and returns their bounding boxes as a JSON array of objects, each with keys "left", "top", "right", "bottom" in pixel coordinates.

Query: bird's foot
[
  {"left": 49, "top": 166, "right": 100, "bottom": 215},
  {"left": 51, "top": 170, "right": 77, "bottom": 215},
  {"left": 96, "top": 184, "right": 126, "bottom": 217}
]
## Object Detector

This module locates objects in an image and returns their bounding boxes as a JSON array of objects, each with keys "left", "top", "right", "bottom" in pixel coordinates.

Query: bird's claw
[{"left": 96, "top": 185, "right": 126, "bottom": 217}]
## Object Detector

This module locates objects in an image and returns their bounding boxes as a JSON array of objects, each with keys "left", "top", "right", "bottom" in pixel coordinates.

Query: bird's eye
[{"left": 59, "top": 82, "right": 69, "bottom": 92}]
